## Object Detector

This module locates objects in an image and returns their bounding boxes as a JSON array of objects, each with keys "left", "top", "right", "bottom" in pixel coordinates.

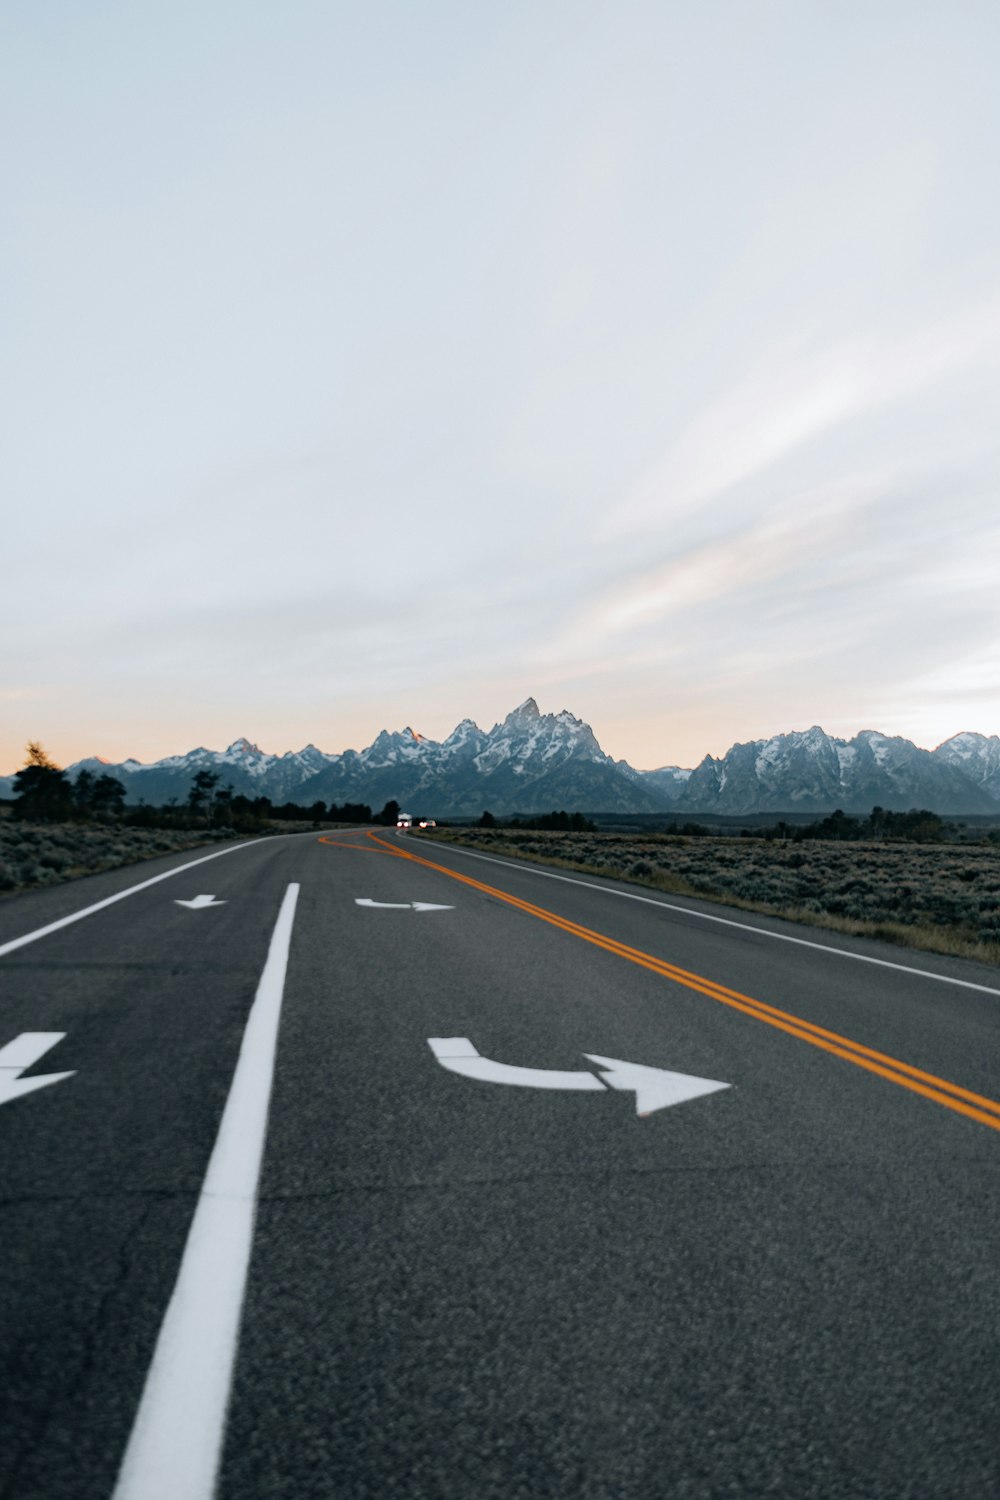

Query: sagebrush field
[
  {"left": 0, "top": 821, "right": 235, "bottom": 893},
  {"left": 423, "top": 827, "right": 1000, "bottom": 967}
]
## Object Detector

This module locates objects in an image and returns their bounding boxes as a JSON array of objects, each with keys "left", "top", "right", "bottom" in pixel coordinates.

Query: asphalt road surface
[{"left": 1, "top": 826, "right": 999, "bottom": 1499}]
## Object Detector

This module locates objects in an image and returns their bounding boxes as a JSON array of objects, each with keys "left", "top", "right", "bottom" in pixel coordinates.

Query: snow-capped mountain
[
  {"left": 676, "top": 727, "right": 1000, "bottom": 815},
  {"left": 293, "top": 699, "right": 664, "bottom": 815},
  {"left": 0, "top": 700, "right": 660, "bottom": 813},
  {"left": 617, "top": 761, "right": 692, "bottom": 804},
  {"left": 4, "top": 708, "right": 999, "bottom": 815},
  {"left": 43, "top": 738, "right": 340, "bottom": 808},
  {"left": 934, "top": 732, "right": 1000, "bottom": 802}
]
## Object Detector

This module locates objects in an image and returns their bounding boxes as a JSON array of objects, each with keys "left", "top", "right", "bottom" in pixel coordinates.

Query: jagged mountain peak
[
  {"left": 679, "top": 723, "right": 1000, "bottom": 814},
  {"left": 934, "top": 730, "right": 1000, "bottom": 798},
  {"left": 937, "top": 730, "right": 1000, "bottom": 755},
  {"left": 9, "top": 704, "right": 999, "bottom": 816}
]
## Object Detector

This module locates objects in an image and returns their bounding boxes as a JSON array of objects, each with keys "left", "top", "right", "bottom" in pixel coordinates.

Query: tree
[
  {"left": 92, "top": 774, "right": 126, "bottom": 820},
  {"left": 188, "top": 769, "right": 220, "bottom": 824},
  {"left": 212, "top": 783, "right": 234, "bottom": 826},
  {"left": 328, "top": 801, "right": 372, "bottom": 823},
  {"left": 73, "top": 768, "right": 96, "bottom": 816},
  {"left": 12, "top": 743, "right": 73, "bottom": 822},
  {"left": 478, "top": 810, "right": 497, "bottom": 828},
  {"left": 377, "top": 800, "right": 401, "bottom": 827}
]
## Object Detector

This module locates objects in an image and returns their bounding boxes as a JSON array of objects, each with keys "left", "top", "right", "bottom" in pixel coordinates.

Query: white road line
[
  {"left": 0, "top": 834, "right": 303, "bottom": 960},
  {"left": 112, "top": 882, "right": 300, "bottom": 1500},
  {"left": 426, "top": 841, "right": 1000, "bottom": 999}
]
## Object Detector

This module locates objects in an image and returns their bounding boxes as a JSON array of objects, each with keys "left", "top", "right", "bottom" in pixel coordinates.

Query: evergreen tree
[
  {"left": 188, "top": 769, "right": 220, "bottom": 824},
  {"left": 72, "top": 768, "right": 96, "bottom": 816},
  {"left": 12, "top": 743, "right": 73, "bottom": 822},
  {"left": 92, "top": 774, "right": 126, "bottom": 820}
]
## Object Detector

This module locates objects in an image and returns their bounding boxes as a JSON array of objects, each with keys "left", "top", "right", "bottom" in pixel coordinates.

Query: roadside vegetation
[
  {"left": 420, "top": 822, "right": 1000, "bottom": 968},
  {"left": 0, "top": 819, "right": 239, "bottom": 894},
  {"left": 0, "top": 744, "right": 411, "bottom": 895}
]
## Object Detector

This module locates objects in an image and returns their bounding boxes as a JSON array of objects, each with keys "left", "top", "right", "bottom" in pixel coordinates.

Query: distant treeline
[
  {"left": 5, "top": 745, "right": 406, "bottom": 833},
  {"left": 737, "top": 807, "right": 948, "bottom": 843},
  {"left": 477, "top": 810, "right": 597, "bottom": 832},
  {"left": 220, "top": 794, "right": 377, "bottom": 828},
  {"left": 9, "top": 747, "right": 130, "bottom": 824},
  {"left": 470, "top": 805, "right": 954, "bottom": 843}
]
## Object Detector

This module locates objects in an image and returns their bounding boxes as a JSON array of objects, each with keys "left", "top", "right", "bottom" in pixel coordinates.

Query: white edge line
[
  {"left": 427, "top": 841, "right": 1000, "bottom": 999},
  {"left": 0, "top": 832, "right": 310, "bottom": 960},
  {"left": 112, "top": 881, "right": 300, "bottom": 1500}
]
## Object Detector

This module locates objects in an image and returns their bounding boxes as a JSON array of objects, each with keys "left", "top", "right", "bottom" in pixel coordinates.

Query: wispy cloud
[{"left": 605, "top": 296, "right": 1000, "bottom": 542}]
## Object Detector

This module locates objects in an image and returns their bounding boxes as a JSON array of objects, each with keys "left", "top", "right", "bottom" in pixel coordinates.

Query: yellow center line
[{"left": 344, "top": 831, "right": 1000, "bottom": 1134}]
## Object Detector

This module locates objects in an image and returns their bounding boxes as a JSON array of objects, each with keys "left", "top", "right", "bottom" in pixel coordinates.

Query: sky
[{"left": 3, "top": 0, "right": 999, "bottom": 773}]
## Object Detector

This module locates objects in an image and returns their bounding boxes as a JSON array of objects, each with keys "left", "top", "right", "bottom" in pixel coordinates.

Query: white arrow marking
[
  {"left": 0, "top": 1033, "right": 75, "bottom": 1106},
  {"left": 355, "top": 899, "right": 454, "bottom": 911},
  {"left": 427, "top": 1037, "right": 730, "bottom": 1116},
  {"left": 175, "top": 894, "right": 227, "bottom": 909},
  {"left": 584, "top": 1053, "right": 731, "bottom": 1116},
  {"left": 428, "top": 1037, "right": 606, "bottom": 1092}
]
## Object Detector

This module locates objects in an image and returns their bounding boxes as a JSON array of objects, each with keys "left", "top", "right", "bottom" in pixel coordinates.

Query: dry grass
[
  {"left": 421, "top": 828, "right": 1000, "bottom": 969},
  {"left": 0, "top": 821, "right": 238, "bottom": 895}
]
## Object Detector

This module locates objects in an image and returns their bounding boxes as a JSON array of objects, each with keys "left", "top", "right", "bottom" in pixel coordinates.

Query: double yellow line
[{"left": 356, "top": 831, "right": 1000, "bottom": 1135}]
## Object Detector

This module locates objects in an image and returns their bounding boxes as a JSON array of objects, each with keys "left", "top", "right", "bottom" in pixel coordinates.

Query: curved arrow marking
[
  {"left": 427, "top": 1037, "right": 730, "bottom": 1116},
  {"left": 0, "top": 1033, "right": 76, "bottom": 1106},
  {"left": 429, "top": 1037, "right": 605, "bottom": 1093}
]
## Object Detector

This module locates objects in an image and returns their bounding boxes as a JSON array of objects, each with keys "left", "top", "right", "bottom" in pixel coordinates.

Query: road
[{"left": 1, "top": 826, "right": 999, "bottom": 1499}]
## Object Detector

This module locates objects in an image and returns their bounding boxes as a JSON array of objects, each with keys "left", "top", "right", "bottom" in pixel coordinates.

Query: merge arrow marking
[
  {"left": 427, "top": 1037, "right": 730, "bottom": 1116},
  {"left": 175, "top": 894, "right": 227, "bottom": 909},
  {"left": 0, "top": 1033, "right": 76, "bottom": 1106}
]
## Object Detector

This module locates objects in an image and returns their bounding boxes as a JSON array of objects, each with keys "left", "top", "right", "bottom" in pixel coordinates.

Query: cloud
[
  {"left": 605, "top": 294, "right": 1000, "bottom": 542},
  {"left": 909, "top": 640, "right": 1000, "bottom": 705},
  {"left": 548, "top": 475, "right": 879, "bottom": 659}
]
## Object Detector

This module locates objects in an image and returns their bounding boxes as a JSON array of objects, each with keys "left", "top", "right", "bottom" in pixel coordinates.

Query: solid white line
[
  {"left": 112, "top": 882, "right": 300, "bottom": 1500},
  {"left": 426, "top": 840, "right": 1000, "bottom": 999},
  {"left": 0, "top": 834, "right": 305, "bottom": 960}
]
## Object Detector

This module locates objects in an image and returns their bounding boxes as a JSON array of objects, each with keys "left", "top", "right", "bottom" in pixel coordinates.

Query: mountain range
[{"left": 3, "top": 700, "right": 1000, "bottom": 817}]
